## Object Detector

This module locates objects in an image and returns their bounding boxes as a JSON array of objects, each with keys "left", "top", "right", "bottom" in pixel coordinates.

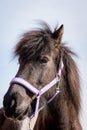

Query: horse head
[{"left": 3, "top": 23, "right": 64, "bottom": 120}]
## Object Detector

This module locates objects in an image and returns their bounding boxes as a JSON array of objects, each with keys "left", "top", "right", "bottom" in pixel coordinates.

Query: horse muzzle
[{"left": 3, "top": 92, "right": 31, "bottom": 120}]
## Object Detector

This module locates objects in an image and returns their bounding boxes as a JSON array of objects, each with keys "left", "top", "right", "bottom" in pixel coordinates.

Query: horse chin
[{"left": 4, "top": 107, "right": 30, "bottom": 121}]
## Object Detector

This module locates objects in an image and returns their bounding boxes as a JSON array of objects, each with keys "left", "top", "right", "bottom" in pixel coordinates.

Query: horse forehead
[{"left": 40, "top": 41, "right": 59, "bottom": 57}]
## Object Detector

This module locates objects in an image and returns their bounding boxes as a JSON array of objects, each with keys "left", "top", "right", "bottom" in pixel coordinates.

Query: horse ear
[
  {"left": 53, "top": 24, "right": 64, "bottom": 44},
  {"left": 57, "top": 24, "right": 64, "bottom": 43}
]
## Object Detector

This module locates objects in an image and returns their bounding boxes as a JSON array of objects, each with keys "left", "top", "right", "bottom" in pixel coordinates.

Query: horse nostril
[
  {"left": 3, "top": 96, "right": 17, "bottom": 117},
  {"left": 3, "top": 95, "right": 16, "bottom": 111},
  {"left": 10, "top": 98, "right": 16, "bottom": 108}
]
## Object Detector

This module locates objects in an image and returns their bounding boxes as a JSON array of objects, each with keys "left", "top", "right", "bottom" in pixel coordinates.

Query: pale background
[{"left": 0, "top": 0, "right": 87, "bottom": 129}]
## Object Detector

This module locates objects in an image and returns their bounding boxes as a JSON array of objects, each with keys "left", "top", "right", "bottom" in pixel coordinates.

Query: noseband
[{"left": 10, "top": 59, "right": 64, "bottom": 117}]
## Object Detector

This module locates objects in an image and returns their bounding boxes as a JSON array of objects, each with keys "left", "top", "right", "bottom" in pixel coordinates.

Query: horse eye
[{"left": 39, "top": 56, "right": 49, "bottom": 64}]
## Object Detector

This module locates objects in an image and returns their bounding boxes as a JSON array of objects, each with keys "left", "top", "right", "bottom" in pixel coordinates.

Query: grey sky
[{"left": 0, "top": 0, "right": 87, "bottom": 129}]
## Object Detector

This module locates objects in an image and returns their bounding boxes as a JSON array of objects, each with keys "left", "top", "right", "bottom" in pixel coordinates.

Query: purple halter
[{"left": 10, "top": 59, "right": 64, "bottom": 117}]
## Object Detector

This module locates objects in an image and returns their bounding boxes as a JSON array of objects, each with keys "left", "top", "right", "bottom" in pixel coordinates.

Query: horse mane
[{"left": 60, "top": 45, "right": 81, "bottom": 114}]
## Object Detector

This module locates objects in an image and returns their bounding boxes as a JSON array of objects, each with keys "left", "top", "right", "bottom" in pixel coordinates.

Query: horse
[{"left": 0, "top": 22, "right": 82, "bottom": 130}]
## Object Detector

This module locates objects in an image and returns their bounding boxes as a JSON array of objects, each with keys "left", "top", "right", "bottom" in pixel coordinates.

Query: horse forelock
[
  {"left": 15, "top": 31, "right": 52, "bottom": 62},
  {"left": 14, "top": 22, "right": 62, "bottom": 63}
]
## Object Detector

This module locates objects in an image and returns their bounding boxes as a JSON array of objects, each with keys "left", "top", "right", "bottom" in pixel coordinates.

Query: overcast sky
[{"left": 0, "top": 0, "right": 87, "bottom": 129}]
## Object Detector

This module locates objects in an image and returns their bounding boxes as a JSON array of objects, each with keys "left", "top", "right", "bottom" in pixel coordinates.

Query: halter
[{"left": 10, "top": 58, "right": 64, "bottom": 118}]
